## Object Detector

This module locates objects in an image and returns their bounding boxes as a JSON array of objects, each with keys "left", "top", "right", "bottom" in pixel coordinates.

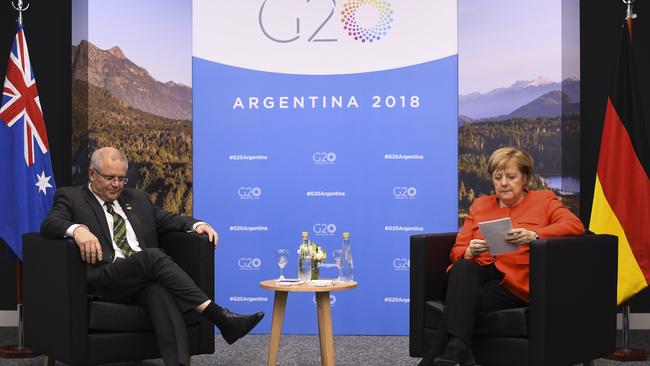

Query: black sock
[{"left": 201, "top": 302, "right": 227, "bottom": 329}]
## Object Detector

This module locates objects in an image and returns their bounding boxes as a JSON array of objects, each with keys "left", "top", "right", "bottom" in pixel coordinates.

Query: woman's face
[{"left": 492, "top": 160, "right": 527, "bottom": 207}]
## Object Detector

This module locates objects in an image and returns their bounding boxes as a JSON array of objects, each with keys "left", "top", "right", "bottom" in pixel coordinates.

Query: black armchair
[
  {"left": 410, "top": 233, "right": 618, "bottom": 366},
  {"left": 22, "top": 231, "right": 215, "bottom": 366}
]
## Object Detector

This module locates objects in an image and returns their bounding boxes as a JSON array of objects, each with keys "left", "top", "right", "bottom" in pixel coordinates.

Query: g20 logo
[
  {"left": 238, "top": 257, "right": 262, "bottom": 270},
  {"left": 313, "top": 223, "right": 337, "bottom": 235},
  {"left": 393, "top": 258, "right": 410, "bottom": 271},
  {"left": 312, "top": 152, "right": 337, "bottom": 164},
  {"left": 259, "top": 0, "right": 394, "bottom": 44},
  {"left": 313, "top": 294, "right": 337, "bottom": 306},
  {"left": 342, "top": 0, "right": 394, "bottom": 43},
  {"left": 238, "top": 187, "right": 262, "bottom": 199},
  {"left": 393, "top": 186, "right": 417, "bottom": 199}
]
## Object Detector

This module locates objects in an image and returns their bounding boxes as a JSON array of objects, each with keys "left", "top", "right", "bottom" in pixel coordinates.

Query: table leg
[
  {"left": 268, "top": 291, "right": 288, "bottom": 366},
  {"left": 316, "top": 292, "right": 335, "bottom": 366}
]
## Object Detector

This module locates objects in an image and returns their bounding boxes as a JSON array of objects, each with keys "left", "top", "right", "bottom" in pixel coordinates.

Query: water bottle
[
  {"left": 340, "top": 232, "right": 354, "bottom": 282},
  {"left": 298, "top": 231, "right": 312, "bottom": 282}
]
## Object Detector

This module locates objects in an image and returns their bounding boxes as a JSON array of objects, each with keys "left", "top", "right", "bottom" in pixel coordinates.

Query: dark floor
[{"left": 2, "top": 327, "right": 650, "bottom": 365}]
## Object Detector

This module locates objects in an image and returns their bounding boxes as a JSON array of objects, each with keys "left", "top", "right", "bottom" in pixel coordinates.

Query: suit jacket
[
  {"left": 450, "top": 190, "right": 585, "bottom": 302},
  {"left": 40, "top": 185, "right": 198, "bottom": 292}
]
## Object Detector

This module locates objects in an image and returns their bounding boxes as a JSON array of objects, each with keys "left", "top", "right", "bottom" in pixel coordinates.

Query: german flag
[{"left": 590, "top": 21, "right": 650, "bottom": 304}]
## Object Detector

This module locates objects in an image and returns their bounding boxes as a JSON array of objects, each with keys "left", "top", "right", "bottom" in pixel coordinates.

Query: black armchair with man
[{"left": 38, "top": 146, "right": 264, "bottom": 366}]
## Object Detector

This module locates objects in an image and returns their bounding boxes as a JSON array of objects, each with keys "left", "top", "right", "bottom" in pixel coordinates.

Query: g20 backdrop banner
[{"left": 193, "top": 0, "right": 458, "bottom": 335}]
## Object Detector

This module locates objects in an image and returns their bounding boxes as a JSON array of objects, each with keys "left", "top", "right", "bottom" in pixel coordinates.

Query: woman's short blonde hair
[{"left": 487, "top": 147, "right": 534, "bottom": 180}]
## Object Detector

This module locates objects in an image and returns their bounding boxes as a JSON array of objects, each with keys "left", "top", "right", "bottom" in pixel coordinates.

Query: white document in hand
[{"left": 478, "top": 217, "right": 518, "bottom": 255}]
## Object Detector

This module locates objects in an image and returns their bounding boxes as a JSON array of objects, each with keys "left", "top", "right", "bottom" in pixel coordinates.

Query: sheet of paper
[
  {"left": 310, "top": 279, "right": 335, "bottom": 287},
  {"left": 275, "top": 279, "right": 306, "bottom": 286},
  {"left": 478, "top": 217, "right": 518, "bottom": 255}
]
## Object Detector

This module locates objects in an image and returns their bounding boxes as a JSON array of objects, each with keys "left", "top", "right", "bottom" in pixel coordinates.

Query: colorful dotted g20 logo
[{"left": 342, "top": 0, "right": 394, "bottom": 43}]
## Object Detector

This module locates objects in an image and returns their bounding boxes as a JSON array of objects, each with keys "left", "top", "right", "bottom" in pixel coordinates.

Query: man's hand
[
  {"left": 195, "top": 224, "right": 218, "bottom": 247},
  {"left": 73, "top": 226, "right": 103, "bottom": 264}
]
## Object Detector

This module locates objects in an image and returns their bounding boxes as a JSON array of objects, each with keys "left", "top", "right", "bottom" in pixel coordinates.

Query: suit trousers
[
  {"left": 97, "top": 248, "right": 210, "bottom": 366},
  {"left": 423, "top": 259, "right": 527, "bottom": 362}
]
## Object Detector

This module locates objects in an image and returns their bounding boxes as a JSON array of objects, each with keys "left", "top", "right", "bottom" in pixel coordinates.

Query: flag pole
[
  {"left": 605, "top": 1, "right": 647, "bottom": 362},
  {"left": 0, "top": 259, "right": 36, "bottom": 359},
  {"left": 11, "top": 0, "right": 30, "bottom": 26},
  {"left": 607, "top": 302, "right": 648, "bottom": 361},
  {"left": 0, "top": 0, "right": 37, "bottom": 360},
  {"left": 624, "top": 0, "right": 636, "bottom": 38}
]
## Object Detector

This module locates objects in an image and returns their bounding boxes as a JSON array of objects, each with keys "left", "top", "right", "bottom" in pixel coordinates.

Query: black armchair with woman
[{"left": 419, "top": 147, "right": 586, "bottom": 366}]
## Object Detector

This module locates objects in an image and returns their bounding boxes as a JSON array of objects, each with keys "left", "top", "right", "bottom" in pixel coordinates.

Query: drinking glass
[
  {"left": 332, "top": 249, "right": 343, "bottom": 283},
  {"left": 276, "top": 249, "right": 288, "bottom": 279}
]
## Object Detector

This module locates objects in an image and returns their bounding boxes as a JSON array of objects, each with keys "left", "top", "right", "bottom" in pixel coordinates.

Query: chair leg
[
  {"left": 187, "top": 357, "right": 192, "bottom": 366},
  {"left": 43, "top": 356, "right": 55, "bottom": 366}
]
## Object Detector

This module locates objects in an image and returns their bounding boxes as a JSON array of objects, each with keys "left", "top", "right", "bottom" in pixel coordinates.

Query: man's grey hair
[{"left": 90, "top": 148, "right": 129, "bottom": 171}]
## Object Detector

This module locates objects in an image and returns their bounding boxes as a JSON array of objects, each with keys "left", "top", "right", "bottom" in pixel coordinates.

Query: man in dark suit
[{"left": 40, "top": 147, "right": 264, "bottom": 366}]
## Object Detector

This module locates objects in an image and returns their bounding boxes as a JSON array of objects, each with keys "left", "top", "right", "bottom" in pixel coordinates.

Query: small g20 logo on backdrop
[
  {"left": 392, "top": 258, "right": 410, "bottom": 271},
  {"left": 312, "top": 152, "right": 337, "bottom": 165},
  {"left": 393, "top": 186, "right": 417, "bottom": 199},
  {"left": 313, "top": 223, "right": 337, "bottom": 236},
  {"left": 259, "top": 0, "right": 394, "bottom": 44},
  {"left": 238, "top": 257, "right": 262, "bottom": 270},
  {"left": 313, "top": 294, "right": 337, "bottom": 306},
  {"left": 238, "top": 187, "right": 262, "bottom": 199}
]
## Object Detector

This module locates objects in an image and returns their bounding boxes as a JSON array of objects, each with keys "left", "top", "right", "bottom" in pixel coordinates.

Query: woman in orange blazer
[{"left": 422, "top": 147, "right": 584, "bottom": 366}]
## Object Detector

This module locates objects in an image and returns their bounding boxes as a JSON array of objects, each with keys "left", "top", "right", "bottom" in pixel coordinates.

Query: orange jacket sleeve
[
  {"left": 450, "top": 210, "right": 475, "bottom": 263},
  {"left": 535, "top": 192, "right": 584, "bottom": 238}
]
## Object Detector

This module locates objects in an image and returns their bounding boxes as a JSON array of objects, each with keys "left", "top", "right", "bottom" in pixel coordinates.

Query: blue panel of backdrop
[{"left": 194, "top": 53, "right": 458, "bottom": 334}]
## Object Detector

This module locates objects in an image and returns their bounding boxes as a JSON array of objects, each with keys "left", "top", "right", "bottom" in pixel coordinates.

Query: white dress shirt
[{"left": 65, "top": 184, "right": 142, "bottom": 261}]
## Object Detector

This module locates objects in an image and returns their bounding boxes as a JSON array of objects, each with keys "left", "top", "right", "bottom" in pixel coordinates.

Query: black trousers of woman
[{"left": 420, "top": 259, "right": 527, "bottom": 365}]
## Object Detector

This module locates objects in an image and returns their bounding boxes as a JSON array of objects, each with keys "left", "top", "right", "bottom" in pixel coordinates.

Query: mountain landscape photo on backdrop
[
  {"left": 457, "top": 0, "right": 580, "bottom": 222},
  {"left": 458, "top": 77, "right": 580, "bottom": 218},
  {"left": 72, "top": 0, "right": 192, "bottom": 214}
]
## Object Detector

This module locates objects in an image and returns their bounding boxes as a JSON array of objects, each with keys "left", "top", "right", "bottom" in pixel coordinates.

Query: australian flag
[{"left": 0, "top": 24, "right": 55, "bottom": 260}]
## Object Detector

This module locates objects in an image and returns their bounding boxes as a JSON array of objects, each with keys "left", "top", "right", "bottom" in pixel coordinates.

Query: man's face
[{"left": 89, "top": 158, "right": 127, "bottom": 202}]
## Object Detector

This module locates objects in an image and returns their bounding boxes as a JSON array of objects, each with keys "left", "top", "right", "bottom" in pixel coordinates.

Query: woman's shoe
[{"left": 433, "top": 337, "right": 476, "bottom": 366}]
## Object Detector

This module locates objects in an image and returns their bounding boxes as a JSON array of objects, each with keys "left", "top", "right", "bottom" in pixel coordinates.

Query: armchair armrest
[
  {"left": 23, "top": 232, "right": 89, "bottom": 364},
  {"left": 529, "top": 234, "right": 617, "bottom": 366},
  {"left": 159, "top": 232, "right": 214, "bottom": 299},
  {"left": 409, "top": 232, "right": 456, "bottom": 357},
  {"left": 159, "top": 231, "right": 215, "bottom": 354}
]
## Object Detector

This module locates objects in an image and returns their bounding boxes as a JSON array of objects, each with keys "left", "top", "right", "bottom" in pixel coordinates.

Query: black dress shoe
[
  {"left": 433, "top": 337, "right": 476, "bottom": 366},
  {"left": 218, "top": 309, "right": 265, "bottom": 345}
]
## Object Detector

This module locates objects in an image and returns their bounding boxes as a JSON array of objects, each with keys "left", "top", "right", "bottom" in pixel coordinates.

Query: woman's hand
[
  {"left": 505, "top": 228, "right": 538, "bottom": 245},
  {"left": 465, "top": 239, "right": 489, "bottom": 258}
]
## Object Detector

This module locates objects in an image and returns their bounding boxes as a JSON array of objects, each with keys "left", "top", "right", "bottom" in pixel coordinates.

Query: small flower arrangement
[
  {"left": 297, "top": 241, "right": 327, "bottom": 263},
  {"left": 297, "top": 241, "right": 327, "bottom": 280}
]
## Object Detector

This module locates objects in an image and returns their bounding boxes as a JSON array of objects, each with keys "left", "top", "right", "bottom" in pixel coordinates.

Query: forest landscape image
[
  {"left": 457, "top": 0, "right": 581, "bottom": 221},
  {"left": 71, "top": 0, "right": 192, "bottom": 214},
  {"left": 458, "top": 78, "right": 580, "bottom": 218}
]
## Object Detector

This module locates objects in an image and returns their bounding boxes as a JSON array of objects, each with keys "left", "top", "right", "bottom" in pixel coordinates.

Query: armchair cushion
[
  {"left": 424, "top": 300, "right": 528, "bottom": 337},
  {"left": 88, "top": 301, "right": 202, "bottom": 332}
]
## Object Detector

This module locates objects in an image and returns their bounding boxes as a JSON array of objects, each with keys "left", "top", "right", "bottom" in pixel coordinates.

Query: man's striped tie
[{"left": 105, "top": 202, "right": 134, "bottom": 257}]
